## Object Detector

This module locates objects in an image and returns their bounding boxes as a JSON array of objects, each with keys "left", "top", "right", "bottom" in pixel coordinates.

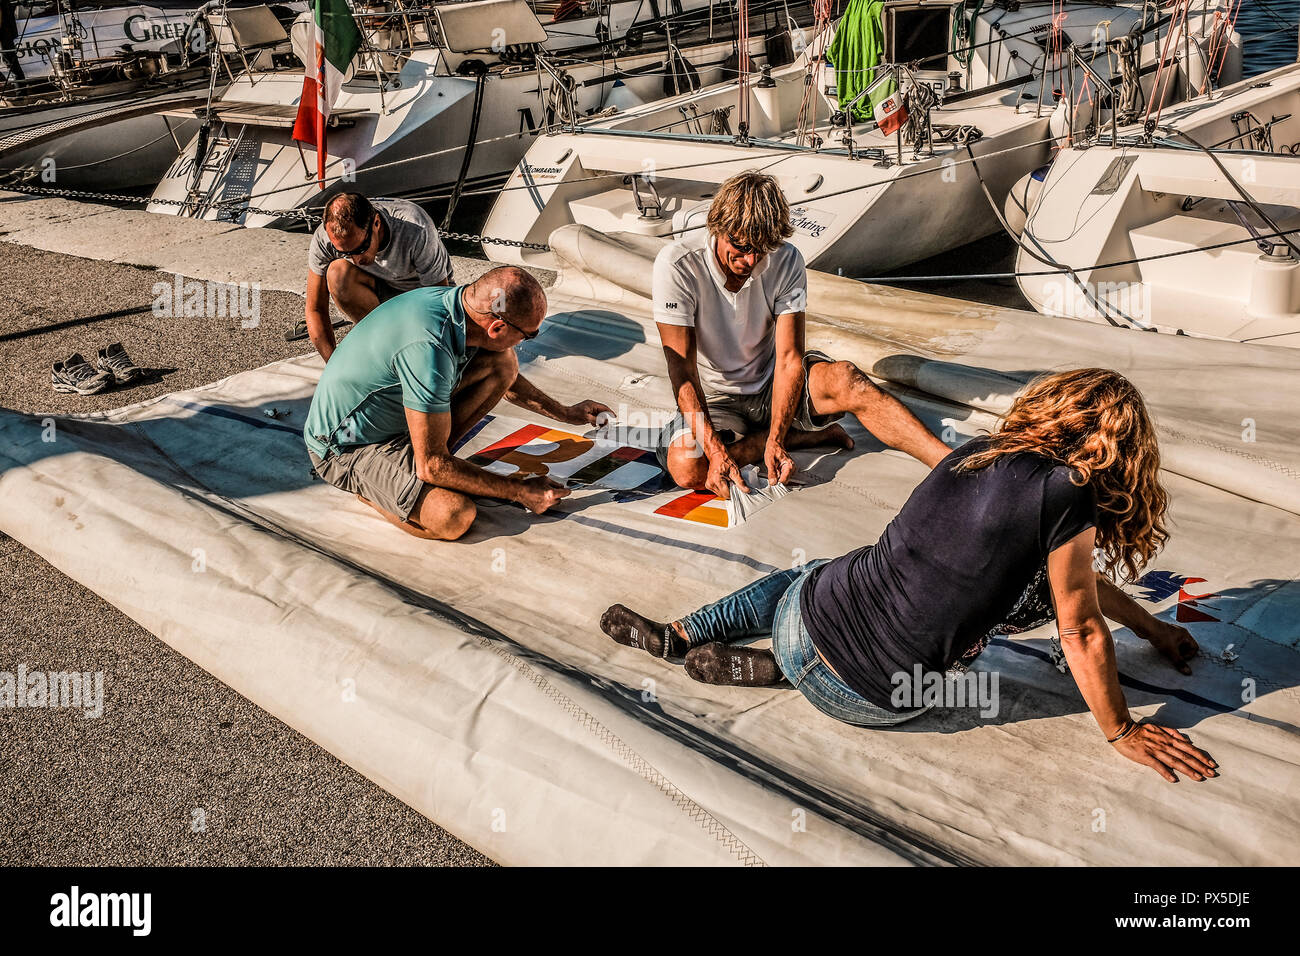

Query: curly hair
[
  {"left": 956, "top": 368, "right": 1169, "bottom": 582},
  {"left": 706, "top": 171, "right": 794, "bottom": 254}
]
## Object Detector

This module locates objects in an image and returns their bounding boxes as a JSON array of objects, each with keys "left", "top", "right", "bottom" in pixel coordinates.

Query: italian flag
[
  {"left": 291, "top": 0, "right": 363, "bottom": 188},
  {"left": 873, "top": 90, "right": 908, "bottom": 137}
]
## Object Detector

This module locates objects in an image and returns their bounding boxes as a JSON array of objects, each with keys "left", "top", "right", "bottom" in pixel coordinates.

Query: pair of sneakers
[
  {"left": 51, "top": 343, "right": 146, "bottom": 395},
  {"left": 285, "top": 315, "right": 348, "bottom": 342}
]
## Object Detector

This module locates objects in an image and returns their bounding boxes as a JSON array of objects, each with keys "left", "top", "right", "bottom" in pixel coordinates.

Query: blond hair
[
  {"left": 706, "top": 171, "right": 794, "bottom": 254},
  {"left": 957, "top": 368, "right": 1169, "bottom": 582}
]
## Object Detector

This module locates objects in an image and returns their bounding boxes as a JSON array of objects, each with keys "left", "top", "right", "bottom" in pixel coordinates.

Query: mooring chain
[
  {"left": 4, "top": 184, "right": 553, "bottom": 250},
  {"left": 1, "top": 182, "right": 318, "bottom": 222},
  {"left": 441, "top": 230, "right": 552, "bottom": 251}
]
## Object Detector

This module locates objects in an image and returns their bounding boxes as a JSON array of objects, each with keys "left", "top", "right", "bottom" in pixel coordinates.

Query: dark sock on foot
[
  {"left": 683, "top": 643, "right": 783, "bottom": 686},
  {"left": 600, "top": 604, "right": 689, "bottom": 659}
]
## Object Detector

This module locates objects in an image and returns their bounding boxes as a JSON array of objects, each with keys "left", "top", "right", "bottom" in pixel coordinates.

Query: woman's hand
[
  {"left": 1049, "top": 531, "right": 1216, "bottom": 784},
  {"left": 1112, "top": 722, "right": 1218, "bottom": 782},
  {"left": 1143, "top": 620, "right": 1200, "bottom": 675}
]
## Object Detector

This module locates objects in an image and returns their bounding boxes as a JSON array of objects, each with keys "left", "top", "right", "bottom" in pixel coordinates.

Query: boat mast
[{"left": 737, "top": 0, "right": 749, "bottom": 142}]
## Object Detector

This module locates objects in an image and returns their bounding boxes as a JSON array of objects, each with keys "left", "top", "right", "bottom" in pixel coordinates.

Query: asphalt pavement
[{"left": 0, "top": 242, "right": 502, "bottom": 865}]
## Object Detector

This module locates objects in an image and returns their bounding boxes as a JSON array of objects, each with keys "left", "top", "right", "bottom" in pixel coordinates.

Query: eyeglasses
[
  {"left": 334, "top": 217, "right": 375, "bottom": 258},
  {"left": 466, "top": 297, "right": 540, "bottom": 340},
  {"left": 500, "top": 315, "right": 540, "bottom": 341}
]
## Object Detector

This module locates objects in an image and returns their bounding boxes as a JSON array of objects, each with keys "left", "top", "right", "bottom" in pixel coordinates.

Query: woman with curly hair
[{"left": 602, "top": 368, "right": 1218, "bottom": 783}]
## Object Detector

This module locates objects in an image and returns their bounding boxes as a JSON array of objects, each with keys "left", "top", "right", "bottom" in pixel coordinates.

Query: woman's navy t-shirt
[{"left": 800, "top": 437, "right": 1098, "bottom": 711}]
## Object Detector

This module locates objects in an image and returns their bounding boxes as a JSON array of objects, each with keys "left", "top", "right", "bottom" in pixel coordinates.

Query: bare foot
[{"left": 788, "top": 423, "right": 855, "bottom": 451}]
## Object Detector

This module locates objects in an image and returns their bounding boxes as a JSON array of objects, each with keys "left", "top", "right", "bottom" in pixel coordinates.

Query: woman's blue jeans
[{"left": 679, "top": 559, "right": 929, "bottom": 728}]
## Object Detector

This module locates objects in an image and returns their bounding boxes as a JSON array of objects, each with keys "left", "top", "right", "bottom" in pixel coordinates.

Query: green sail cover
[{"left": 827, "top": 0, "right": 894, "bottom": 120}]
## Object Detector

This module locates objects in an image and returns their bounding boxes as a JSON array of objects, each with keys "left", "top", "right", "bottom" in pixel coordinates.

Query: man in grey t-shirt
[{"left": 293, "top": 192, "right": 454, "bottom": 360}]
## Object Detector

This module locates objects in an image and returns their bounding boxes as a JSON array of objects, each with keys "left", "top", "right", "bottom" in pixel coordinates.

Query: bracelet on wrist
[{"left": 1107, "top": 718, "right": 1139, "bottom": 743}]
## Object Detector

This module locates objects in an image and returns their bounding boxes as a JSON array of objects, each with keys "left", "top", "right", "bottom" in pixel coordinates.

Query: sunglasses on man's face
[
  {"left": 500, "top": 315, "right": 540, "bottom": 341},
  {"left": 335, "top": 217, "right": 375, "bottom": 258},
  {"left": 725, "top": 236, "right": 762, "bottom": 255},
  {"left": 469, "top": 298, "right": 540, "bottom": 340}
]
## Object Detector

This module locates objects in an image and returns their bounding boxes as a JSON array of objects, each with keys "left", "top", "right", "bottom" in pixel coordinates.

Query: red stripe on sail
[
  {"left": 654, "top": 490, "right": 722, "bottom": 519},
  {"left": 476, "top": 424, "right": 550, "bottom": 456}
]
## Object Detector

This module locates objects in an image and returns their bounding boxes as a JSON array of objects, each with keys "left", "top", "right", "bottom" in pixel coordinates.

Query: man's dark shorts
[
  {"left": 305, "top": 332, "right": 484, "bottom": 521},
  {"left": 656, "top": 350, "right": 843, "bottom": 468},
  {"left": 309, "top": 436, "right": 423, "bottom": 522},
  {"left": 371, "top": 269, "right": 455, "bottom": 305}
]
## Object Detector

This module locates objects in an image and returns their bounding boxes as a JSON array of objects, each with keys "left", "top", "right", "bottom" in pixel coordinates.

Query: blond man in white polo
[{"left": 653, "top": 171, "right": 949, "bottom": 498}]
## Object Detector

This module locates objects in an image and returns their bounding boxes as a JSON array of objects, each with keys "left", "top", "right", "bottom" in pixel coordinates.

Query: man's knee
[
  {"left": 830, "top": 359, "right": 873, "bottom": 388},
  {"left": 407, "top": 493, "right": 477, "bottom": 541},
  {"left": 666, "top": 442, "right": 709, "bottom": 490},
  {"left": 325, "top": 257, "right": 359, "bottom": 296},
  {"left": 817, "top": 360, "right": 880, "bottom": 404},
  {"left": 441, "top": 496, "right": 478, "bottom": 540}
]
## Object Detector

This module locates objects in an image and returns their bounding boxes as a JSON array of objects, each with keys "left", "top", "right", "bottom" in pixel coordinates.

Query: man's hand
[
  {"left": 705, "top": 449, "right": 749, "bottom": 499},
  {"left": 506, "top": 375, "right": 613, "bottom": 429},
  {"left": 764, "top": 438, "right": 796, "bottom": 485},
  {"left": 513, "top": 474, "right": 571, "bottom": 515},
  {"left": 562, "top": 399, "right": 614, "bottom": 427},
  {"left": 1143, "top": 621, "right": 1200, "bottom": 676},
  {"left": 1111, "top": 722, "right": 1218, "bottom": 782}
]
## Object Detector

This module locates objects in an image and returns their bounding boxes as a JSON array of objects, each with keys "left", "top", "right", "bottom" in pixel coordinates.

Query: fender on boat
[{"left": 1003, "top": 162, "right": 1052, "bottom": 238}]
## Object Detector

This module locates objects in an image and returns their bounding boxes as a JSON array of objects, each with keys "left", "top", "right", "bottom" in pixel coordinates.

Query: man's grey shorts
[
  {"left": 309, "top": 436, "right": 423, "bottom": 522},
  {"left": 656, "top": 350, "right": 842, "bottom": 467}
]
